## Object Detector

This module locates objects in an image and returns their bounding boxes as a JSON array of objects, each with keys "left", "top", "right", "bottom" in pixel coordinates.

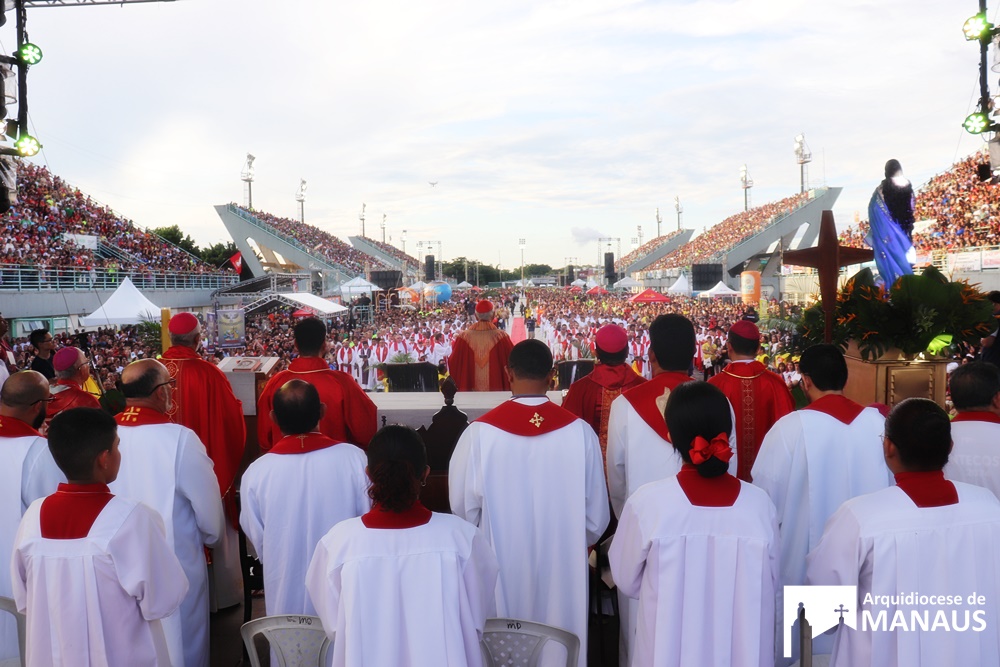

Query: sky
[{"left": 10, "top": 0, "right": 995, "bottom": 268}]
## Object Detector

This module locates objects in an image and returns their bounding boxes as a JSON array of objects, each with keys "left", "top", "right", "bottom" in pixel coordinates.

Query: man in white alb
[{"left": 943, "top": 361, "right": 1000, "bottom": 498}]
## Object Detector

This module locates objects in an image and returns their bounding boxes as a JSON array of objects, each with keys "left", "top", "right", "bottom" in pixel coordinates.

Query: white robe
[
  {"left": 240, "top": 443, "right": 370, "bottom": 617},
  {"left": 306, "top": 513, "right": 499, "bottom": 667},
  {"left": 0, "top": 429, "right": 63, "bottom": 662},
  {"left": 944, "top": 418, "right": 1000, "bottom": 499},
  {"left": 609, "top": 477, "right": 779, "bottom": 667},
  {"left": 109, "top": 422, "right": 225, "bottom": 667},
  {"left": 11, "top": 496, "right": 188, "bottom": 667},
  {"left": 806, "top": 482, "right": 1000, "bottom": 667},
  {"left": 751, "top": 405, "right": 891, "bottom": 661},
  {"left": 449, "top": 397, "right": 610, "bottom": 667}
]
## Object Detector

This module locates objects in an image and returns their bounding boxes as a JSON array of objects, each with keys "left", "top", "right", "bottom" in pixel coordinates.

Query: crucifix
[
  {"left": 119, "top": 406, "right": 142, "bottom": 423},
  {"left": 783, "top": 211, "right": 874, "bottom": 343}
]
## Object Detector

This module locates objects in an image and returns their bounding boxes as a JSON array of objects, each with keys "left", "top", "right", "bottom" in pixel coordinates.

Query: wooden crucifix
[{"left": 782, "top": 210, "right": 874, "bottom": 343}]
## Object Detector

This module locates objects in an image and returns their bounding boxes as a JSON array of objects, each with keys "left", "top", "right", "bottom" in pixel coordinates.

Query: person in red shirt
[
  {"left": 45, "top": 346, "right": 100, "bottom": 434},
  {"left": 257, "top": 317, "right": 377, "bottom": 452}
]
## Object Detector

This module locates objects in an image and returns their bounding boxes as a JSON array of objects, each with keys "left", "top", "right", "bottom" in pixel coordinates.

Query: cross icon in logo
[
  {"left": 529, "top": 413, "right": 545, "bottom": 428},
  {"left": 120, "top": 406, "right": 141, "bottom": 423},
  {"left": 834, "top": 604, "right": 850, "bottom": 622}
]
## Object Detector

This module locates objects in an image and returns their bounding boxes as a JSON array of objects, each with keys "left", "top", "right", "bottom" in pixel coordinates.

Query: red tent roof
[
  {"left": 586, "top": 285, "right": 609, "bottom": 295},
  {"left": 629, "top": 288, "right": 671, "bottom": 303}
]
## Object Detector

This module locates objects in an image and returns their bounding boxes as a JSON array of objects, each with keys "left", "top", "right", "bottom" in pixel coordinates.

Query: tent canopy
[
  {"left": 666, "top": 274, "right": 691, "bottom": 295},
  {"left": 698, "top": 281, "right": 741, "bottom": 298},
  {"left": 456, "top": 281, "right": 473, "bottom": 289},
  {"left": 586, "top": 285, "right": 609, "bottom": 295},
  {"left": 408, "top": 280, "right": 426, "bottom": 291},
  {"left": 283, "top": 292, "right": 348, "bottom": 315},
  {"left": 570, "top": 279, "right": 586, "bottom": 286},
  {"left": 629, "top": 288, "right": 671, "bottom": 303},
  {"left": 339, "top": 276, "right": 382, "bottom": 297},
  {"left": 81, "top": 277, "right": 161, "bottom": 326},
  {"left": 614, "top": 276, "right": 641, "bottom": 289}
]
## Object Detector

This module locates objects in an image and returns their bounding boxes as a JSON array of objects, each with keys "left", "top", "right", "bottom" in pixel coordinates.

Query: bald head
[
  {"left": 121, "top": 359, "right": 170, "bottom": 400},
  {"left": 272, "top": 379, "right": 322, "bottom": 436},
  {"left": 1, "top": 370, "right": 49, "bottom": 408}
]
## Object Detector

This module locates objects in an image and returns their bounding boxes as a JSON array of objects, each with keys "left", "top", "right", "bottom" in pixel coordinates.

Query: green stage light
[
  {"left": 17, "top": 43, "right": 42, "bottom": 65},
  {"left": 15, "top": 134, "right": 39, "bottom": 156},
  {"left": 964, "top": 14, "right": 992, "bottom": 41},
  {"left": 964, "top": 111, "right": 990, "bottom": 134}
]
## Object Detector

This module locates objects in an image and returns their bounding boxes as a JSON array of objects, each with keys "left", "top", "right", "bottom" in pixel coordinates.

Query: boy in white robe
[
  {"left": 0, "top": 371, "right": 64, "bottom": 663},
  {"left": 12, "top": 407, "right": 187, "bottom": 667},
  {"left": 943, "top": 362, "right": 1000, "bottom": 498},
  {"left": 109, "top": 359, "right": 225, "bottom": 667},
  {"left": 241, "top": 379, "right": 370, "bottom": 618},
  {"left": 807, "top": 398, "right": 1000, "bottom": 667},
  {"left": 450, "top": 339, "right": 609, "bottom": 667}
]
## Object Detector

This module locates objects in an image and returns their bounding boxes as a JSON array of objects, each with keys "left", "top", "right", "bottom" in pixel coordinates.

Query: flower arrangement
[{"left": 796, "top": 267, "right": 995, "bottom": 361}]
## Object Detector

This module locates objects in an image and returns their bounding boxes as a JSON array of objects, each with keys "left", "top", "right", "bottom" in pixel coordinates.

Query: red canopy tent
[
  {"left": 292, "top": 308, "right": 316, "bottom": 317},
  {"left": 586, "top": 285, "right": 609, "bottom": 295},
  {"left": 629, "top": 288, "right": 671, "bottom": 303},
  {"left": 565, "top": 285, "right": 583, "bottom": 293}
]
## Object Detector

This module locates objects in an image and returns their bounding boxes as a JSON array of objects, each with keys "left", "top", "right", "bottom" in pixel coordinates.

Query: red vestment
[
  {"left": 709, "top": 360, "right": 795, "bottom": 482},
  {"left": 621, "top": 370, "right": 694, "bottom": 441},
  {"left": 256, "top": 356, "right": 378, "bottom": 452},
  {"left": 448, "top": 321, "right": 514, "bottom": 392},
  {"left": 562, "top": 363, "right": 646, "bottom": 462},
  {"left": 162, "top": 345, "right": 246, "bottom": 523},
  {"left": 44, "top": 379, "right": 100, "bottom": 432}
]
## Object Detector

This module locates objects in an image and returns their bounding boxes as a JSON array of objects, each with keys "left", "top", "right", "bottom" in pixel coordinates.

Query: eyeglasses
[
  {"left": 151, "top": 378, "right": 177, "bottom": 392},
  {"left": 30, "top": 396, "right": 55, "bottom": 405}
]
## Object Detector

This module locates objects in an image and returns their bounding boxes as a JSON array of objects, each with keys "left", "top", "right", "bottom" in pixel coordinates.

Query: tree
[
  {"left": 200, "top": 241, "right": 239, "bottom": 268},
  {"left": 152, "top": 225, "right": 198, "bottom": 255}
]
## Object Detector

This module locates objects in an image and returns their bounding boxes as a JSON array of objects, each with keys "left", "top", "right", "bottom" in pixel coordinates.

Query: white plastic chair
[
  {"left": 0, "top": 596, "right": 26, "bottom": 667},
  {"left": 240, "top": 615, "right": 332, "bottom": 667},
  {"left": 481, "top": 618, "right": 580, "bottom": 667}
]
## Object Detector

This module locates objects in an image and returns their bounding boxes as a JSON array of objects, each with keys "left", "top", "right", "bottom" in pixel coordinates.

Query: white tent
[
  {"left": 571, "top": 278, "right": 586, "bottom": 286},
  {"left": 666, "top": 274, "right": 691, "bottom": 295},
  {"left": 698, "top": 281, "right": 741, "bottom": 298},
  {"left": 339, "top": 276, "right": 382, "bottom": 298},
  {"left": 614, "top": 276, "right": 641, "bottom": 289},
  {"left": 81, "top": 277, "right": 161, "bottom": 326},
  {"left": 408, "top": 281, "right": 426, "bottom": 292},
  {"left": 284, "top": 292, "right": 348, "bottom": 315},
  {"left": 456, "top": 281, "right": 473, "bottom": 289}
]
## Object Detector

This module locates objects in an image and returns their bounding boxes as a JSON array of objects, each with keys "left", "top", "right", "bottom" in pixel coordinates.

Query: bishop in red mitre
[
  {"left": 448, "top": 300, "right": 515, "bottom": 392},
  {"left": 44, "top": 346, "right": 100, "bottom": 432}
]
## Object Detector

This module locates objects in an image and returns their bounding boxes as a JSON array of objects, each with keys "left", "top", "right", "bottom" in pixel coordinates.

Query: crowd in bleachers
[
  {"left": 615, "top": 229, "right": 686, "bottom": 271},
  {"left": 358, "top": 235, "right": 419, "bottom": 267},
  {"left": 233, "top": 204, "right": 390, "bottom": 275},
  {"left": 645, "top": 192, "right": 811, "bottom": 270},
  {"left": 2, "top": 162, "right": 222, "bottom": 274}
]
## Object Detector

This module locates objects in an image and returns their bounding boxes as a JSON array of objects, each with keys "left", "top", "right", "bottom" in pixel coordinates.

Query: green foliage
[
  {"left": 152, "top": 224, "right": 198, "bottom": 255},
  {"left": 135, "top": 319, "right": 163, "bottom": 357},
  {"left": 200, "top": 241, "right": 238, "bottom": 267}
]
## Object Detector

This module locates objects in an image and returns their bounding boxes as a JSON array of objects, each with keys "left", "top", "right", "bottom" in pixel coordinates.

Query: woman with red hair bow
[{"left": 609, "top": 381, "right": 779, "bottom": 667}]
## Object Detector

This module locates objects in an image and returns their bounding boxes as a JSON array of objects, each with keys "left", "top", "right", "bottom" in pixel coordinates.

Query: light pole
[
  {"left": 295, "top": 178, "right": 306, "bottom": 224},
  {"left": 740, "top": 165, "right": 753, "bottom": 212},
  {"left": 675, "top": 196, "right": 683, "bottom": 231},
  {"left": 359, "top": 203, "right": 366, "bottom": 237},
  {"left": 240, "top": 153, "right": 255, "bottom": 209},
  {"left": 519, "top": 238, "right": 526, "bottom": 296},
  {"left": 794, "top": 133, "right": 812, "bottom": 194},
  {"left": 655, "top": 207, "right": 662, "bottom": 237},
  {"left": 381, "top": 214, "right": 387, "bottom": 243}
]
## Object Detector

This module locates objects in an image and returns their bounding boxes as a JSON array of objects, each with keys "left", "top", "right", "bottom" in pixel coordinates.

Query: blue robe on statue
[{"left": 866, "top": 186, "right": 914, "bottom": 287}]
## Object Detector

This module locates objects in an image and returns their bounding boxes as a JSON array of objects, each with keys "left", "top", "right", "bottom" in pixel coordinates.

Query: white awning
[{"left": 282, "top": 292, "right": 348, "bottom": 314}]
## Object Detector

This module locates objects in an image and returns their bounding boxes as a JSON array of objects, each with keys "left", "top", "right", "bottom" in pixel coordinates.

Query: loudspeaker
[
  {"left": 567, "top": 265, "right": 575, "bottom": 283},
  {"left": 604, "top": 252, "right": 614, "bottom": 276},
  {"left": 370, "top": 270, "right": 402, "bottom": 291},
  {"left": 424, "top": 255, "right": 435, "bottom": 282},
  {"left": 692, "top": 263, "right": 723, "bottom": 291}
]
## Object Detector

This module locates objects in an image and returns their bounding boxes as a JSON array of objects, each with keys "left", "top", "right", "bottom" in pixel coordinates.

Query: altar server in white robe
[
  {"left": 752, "top": 343, "right": 892, "bottom": 661},
  {"left": 807, "top": 398, "right": 1000, "bottom": 667},
  {"left": 241, "top": 379, "right": 370, "bottom": 618},
  {"left": 450, "top": 339, "right": 609, "bottom": 667},
  {"left": 109, "top": 359, "right": 225, "bottom": 667},
  {"left": 0, "top": 371, "right": 64, "bottom": 663},
  {"left": 12, "top": 408, "right": 188, "bottom": 667},
  {"left": 610, "top": 382, "right": 779, "bottom": 667},
  {"left": 606, "top": 314, "right": 736, "bottom": 666},
  {"left": 308, "top": 425, "right": 498, "bottom": 667},
  {"left": 943, "top": 362, "right": 1000, "bottom": 497}
]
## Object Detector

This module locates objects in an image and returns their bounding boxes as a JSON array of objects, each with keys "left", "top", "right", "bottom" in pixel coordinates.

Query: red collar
[
  {"left": 802, "top": 394, "right": 865, "bottom": 425},
  {"left": 0, "top": 415, "right": 42, "bottom": 438},
  {"left": 55, "top": 379, "right": 84, "bottom": 390},
  {"left": 162, "top": 346, "right": 199, "bottom": 360},
  {"left": 476, "top": 399, "right": 578, "bottom": 436},
  {"left": 894, "top": 471, "right": 958, "bottom": 508},
  {"left": 622, "top": 371, "right": 694, "bottom": 441},
  {"left": 587, "top": 363, "right": 645, "bottom": 390},
  {"left": 288, "top": 357, "right": 331, "bottom": 372},
  {"left": 115, "top": 405, "right": 172, "bottom": 426},
  {"left": 361, "top": 502, "right": 432, "bottom": 529},
  {"left": 269, "top": 432, "right": 340, "bottom": 455},
  {"left": 720, "top": 360, "right": 767, "bottom": 380},
  {"left": 677, "top": 465, "right": 741, "bottom": 507},
  {"left": 57, "top": 482, "right": 112, "bottom": 494},
  {"left": 952, "top": 411, "right": 1000, "bottom": 425}
]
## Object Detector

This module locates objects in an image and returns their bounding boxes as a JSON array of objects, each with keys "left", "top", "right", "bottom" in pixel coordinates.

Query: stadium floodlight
[
  {"left": 964, "top": 14, "right": 992, "bottom": 41},
  {"left": 964, "top": 111, "right": 991, "bottom": 134},
  {"left": 17, "top": 43, "right": 42, "bottom": 66},
  {"left": 15, "top": 133, "right": 40, "bottom": 156}
]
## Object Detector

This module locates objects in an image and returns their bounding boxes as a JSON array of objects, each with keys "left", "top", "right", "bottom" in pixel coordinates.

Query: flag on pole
[{"left": 229, "top": 251, "right": 243, "bottom": 273}]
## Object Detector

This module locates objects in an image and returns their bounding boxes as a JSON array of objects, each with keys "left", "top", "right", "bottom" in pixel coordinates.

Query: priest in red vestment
[
  {"left": 448, "top": 300, "right": 514, "bottom": 392},
  {"left": 162, "top": 312, "right": 247, "bottom": 609},
  {"left": 44, "top": 346, "right": 100, "bottom": 432},
  {"left": 257, "top": 317, "right": 377, "bottom": 452},
  {"left": 562, "top": 323, "right": 645, "bottom": 464},
  {"left": 709, "top": 320, "right": 794, "bottom": 482}
]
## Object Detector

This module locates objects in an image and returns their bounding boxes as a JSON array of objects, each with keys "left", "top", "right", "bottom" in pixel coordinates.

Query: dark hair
[
  {"left": 665, "top": 381, "right": 732, "bottom": 478},
  {"left": 649, "top": 314, "right": 695, "bottom": 372},
  {"left": 507, "top": 339, "right": 552, "bottom": 380},
  {"left": 29, "top": 329, "right": 49, "bottom": 349},
  {"left": 727, "top": 331, "right": 759, "bottom": 356},
  {"left": 367, "top": 425, "right": 427, "bottom": 512},
  {"left": 273, "top": 379, "right": 321, "bottom": 435},
  {"left": 989, "top": 290, "right": 1000, "bottom": 305},
  {"left": 798, "top": 344, "right": 848, "bottom": 391},
  {"left": 949, "top": 362, "right": 1000, "bottom": 411},
  {"left": 885, "top": 398, "right": 951, "bottom": 472},
  {"left": 596, "top": 345, "right": 628, "bottom": 366},
  {"left": 294, "top": 318, "right": 328, "bottom": 356},
  {"left": 120, "top": 364, "right": 161, "bottom": 398},
  {"left": 881, "top": 159, "right": 914, "bottom": 235},
  {"left": 48, "top": 408, "right": 117, "bottom": 480}
]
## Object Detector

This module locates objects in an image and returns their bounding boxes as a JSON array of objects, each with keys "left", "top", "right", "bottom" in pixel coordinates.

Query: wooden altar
[{"left": 842, "top": 342, "right": 949, "bottom": 409}]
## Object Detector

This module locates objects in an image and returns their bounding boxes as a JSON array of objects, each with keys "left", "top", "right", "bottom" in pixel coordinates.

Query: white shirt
[{"left": 944, "top": 416, "right": 1000, "bottom": 500}]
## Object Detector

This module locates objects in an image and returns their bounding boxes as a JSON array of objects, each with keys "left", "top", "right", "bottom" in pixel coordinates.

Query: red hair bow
[{"left": 689, "top": 433, "right": 733, "bottom": 465}]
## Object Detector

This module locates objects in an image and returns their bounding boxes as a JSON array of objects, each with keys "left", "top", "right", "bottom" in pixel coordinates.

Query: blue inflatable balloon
[{"left": 423, "top": 281, "right": 452, "bottom": 303}]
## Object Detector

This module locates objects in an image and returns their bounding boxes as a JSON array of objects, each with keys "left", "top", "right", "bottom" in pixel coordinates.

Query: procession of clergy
[{"left": 4, "top": 299, "right": 1000, "bottom": 667}]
